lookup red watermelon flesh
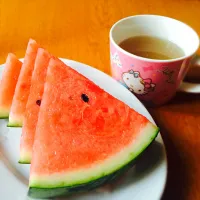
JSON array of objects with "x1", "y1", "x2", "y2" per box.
[
  {"x1": 0, "y1": 53, "x2": 22, "y2": 118},
  {"x1": 29, "y1": 57, "x2": 159, "y2": 197},
  {"x1": 8, "y1": 39, "x2": 39, "y2": 127},
  {"x1": 19, "y1": 48, "x2": 51, "y2": 163}
]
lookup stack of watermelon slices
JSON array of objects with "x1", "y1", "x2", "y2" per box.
[{"x1": 0, "y1": 39, "x2": 159, "y2": 199}]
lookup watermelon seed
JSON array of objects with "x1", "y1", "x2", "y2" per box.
[
  {"x1": 36, "y1": 99, "x2": 41, "y2": 106},
  {"x1": 81, "y1": 94, "x2": 89, "y2": 103}
]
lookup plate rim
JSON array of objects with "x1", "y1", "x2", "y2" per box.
[{"x1": 0, "y1": 58, "x2": 168, "y2": 200}]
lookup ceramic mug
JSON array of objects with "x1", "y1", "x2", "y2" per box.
[{"x1": 109, "y1": 15, "x2": 200, "y2": 106}]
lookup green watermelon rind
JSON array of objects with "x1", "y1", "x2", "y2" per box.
[
  {"x1": 28, "y1": 124, "x2": 159, "y2": 199},
  {"x1": 18, "y1": 151, "x2": 31, "y2": 164},
  {"x1": 7, "y1": 120, "x2": 22, "y2": 127},
  {"x1": 0, "y1": 109, "x2": 9, "y2": 119},
  {"x1": 19, "y1": 159, "x2": 31, "y2": 164},
  {"x1": 19, "y1": 161, "x2": 30, "y2": 164},
  {"x1": 0, "y1": 116, "x2": 9, "y2": 119},
  {"x1": 7, "y1": 123, "x2": 22, "y2": 127},
  {"x1": 0, "y1": 115, "x2": 9, "y2": 119}
]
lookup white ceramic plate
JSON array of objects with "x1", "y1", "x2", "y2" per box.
[{"x1": 0, "y1": 58, "x2": 167, "y2": 200}]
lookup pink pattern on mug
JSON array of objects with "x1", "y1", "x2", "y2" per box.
[{"x1": 109, "y1": 15, "x2": 199, "y2": 106}]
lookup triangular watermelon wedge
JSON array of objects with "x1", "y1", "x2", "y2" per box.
[
  {"x1": 19, "y1": 48, "x2": 51, "y2": 164},
  {"x1": 8, "y1": 39, "x2": 39, "y2": 127},
  {"x1": 28, "y1": 58, "x2": 159, "y2": 199},
  {"x1": 0, "y1": 53, "x2": 22, "y2": 118}
]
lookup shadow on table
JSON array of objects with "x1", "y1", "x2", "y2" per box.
[
  {"x1": 146, "y1": 120, "x2": 188, "y2": 200},
  {"x1": 159, "y1": 131, "x2": 187, "y2": 200},
  {"x1": 171, "y1": 91, "x2": 200, "y2": 105},
  {"x1": 140, "y1": 87, "x2": 200, "y2": 200},
  {"x1": 151, "y1": 92, "x2": 200, "y2": 115}
]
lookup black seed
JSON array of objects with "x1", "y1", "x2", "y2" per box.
[
  {"x1": 81, "y1": 94, "x2": 89, "y2": 103},
  {"x1": 36, "y1": 100, "x2": 41, "y2": 106}
]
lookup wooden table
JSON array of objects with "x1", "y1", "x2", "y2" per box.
[{"x1": 0, "y1": 0, "x2": 200, "y2": 199}]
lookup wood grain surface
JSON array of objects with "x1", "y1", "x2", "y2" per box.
[{"x1": 0, "y1": 0, "x2": 200, "y2": 199}]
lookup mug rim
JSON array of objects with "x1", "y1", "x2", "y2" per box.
[{"x1": 109, "y1": 14, "x2": 200, "y2": 63}]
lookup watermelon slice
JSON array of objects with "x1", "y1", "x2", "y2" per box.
[
  {"x1": 28, "y1": 58, "x2": 159, "y2": 199},
  {"x1": 8, "y1": 39, "x2": 39, "y2": 127},
  {"x1": 0, "y1": 53, "x2": 22, "y2": 118},
  {"x1": 19, "y1": 48, "x2": 51, "y2": 164}
]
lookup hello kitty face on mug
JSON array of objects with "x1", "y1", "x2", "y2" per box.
[{"x1": 122, "y1": 70, "x2": 156, "y2": 95}]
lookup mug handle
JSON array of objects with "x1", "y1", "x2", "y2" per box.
[{"x1": 178, "y1": 55, "x2": 200, "y2": 93}]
